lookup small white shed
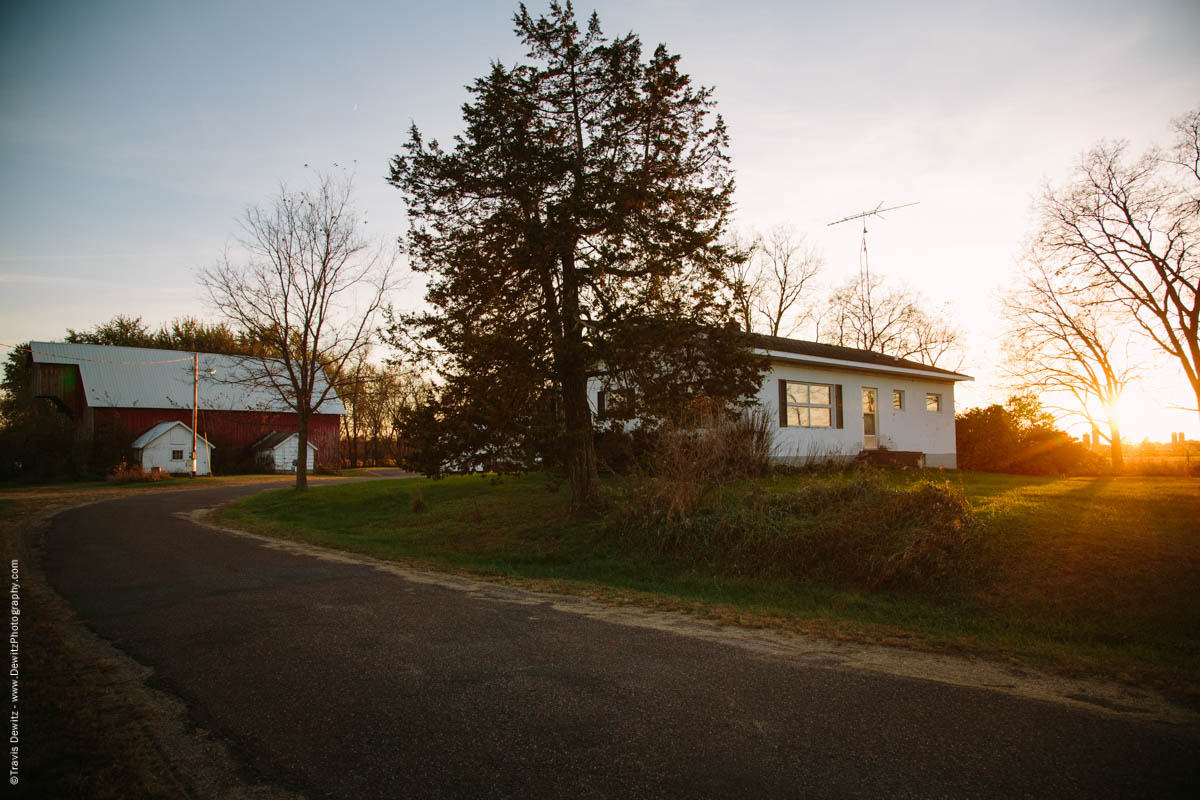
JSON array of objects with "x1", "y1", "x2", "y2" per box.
[
  {"x1": 253, "y1": 432, "x2": 318, "y2": 473},
  {"x1": 131, "y1": 421, "x2": 214, "y2": 475}
]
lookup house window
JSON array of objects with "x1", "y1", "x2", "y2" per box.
[
  {"x1": 892, "y1": 389, "x2": 905, "y2": 410},
  {"x1": 171, "y1": 449, "x2": 185, "y2": 461},
  {"x1": 783, "y1": 381, "x2": 833, "y2": 427},
  {"x1": 926, "y1": 393, "x2": 942, "y2": 412},
  {"x1": 597, "y1": 388, "x2": 633, "y2": 416}
]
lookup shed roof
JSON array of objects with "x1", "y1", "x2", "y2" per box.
[
  {"x1": 131, "y1": 421, "x2": 215, "y2": 449},
  {"x1": 252, "y1": 431, "x2": 319, "y2": 452},
  {"x1": 30, "y1": 342, "x2": 346, "y2": 414}
]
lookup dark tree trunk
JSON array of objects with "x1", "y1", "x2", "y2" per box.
[
  {"x1": 1108, "y1": 417, "x2": 1124, "y2": 473},
  {"x1": 296, "y1": 409, "x2": 310, "y2": 491},
  {"x1": 561, "y1": 365, "x2": 598, "y2": 515},
  {"x1": 558, "y1": 249, "x2": 599, "y2": 515}
]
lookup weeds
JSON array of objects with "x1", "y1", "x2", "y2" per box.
[
  {"x1": 614, "y1": 470, "x2": 979, "y2": 591},
  {"x1": 630, "y1": 406, "x2": 775, "y2": 521},
  {"x1": 106, "y1": 462, "x2": 171, "y2": 483}
]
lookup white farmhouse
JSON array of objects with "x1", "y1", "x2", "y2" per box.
[
  {"x1": 252, "y1": 432, "x2": 318, "y2": 473},
  {"x1": 591, "y1": 334, "x2": 972, "y2": 468},
  {"x1": 131, "y1": 421, "x2": 214, "y2": 475}
]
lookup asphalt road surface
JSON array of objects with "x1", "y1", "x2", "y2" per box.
[{"x1": 44, "y1": 484, "x2": 1199, "y2": 799}]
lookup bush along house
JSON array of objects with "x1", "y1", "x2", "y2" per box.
[
  {"x1": 28, "y1": 341, "x2": 344, "y2": 473},
  {"x1": 591, "y1": 334, "x2": 972, "y2": 468}
]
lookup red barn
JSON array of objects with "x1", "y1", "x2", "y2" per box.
[{"x1": 29, "y1": 342, "x2": 344, "y2": 471}]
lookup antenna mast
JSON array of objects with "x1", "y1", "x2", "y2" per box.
[
  {"x1": 826, "y1": 201, "x2": 919, "y2": 345},
  {"x1": 827, "y1": 200, "x2": 919, "y2": 288}
]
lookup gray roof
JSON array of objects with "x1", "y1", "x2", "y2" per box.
[
  {"x1": 252, "y1": 431, "x2": 319, "y2": 452},
  {"x1": 748, "y1": 333, "x2": 972, "y2": 381},
  {"x1": 131, "y1": 421, "x2": 215, "y2": 449},
  {"x1": 30, "y1": 342, "x2": 346, "y2": 414}
]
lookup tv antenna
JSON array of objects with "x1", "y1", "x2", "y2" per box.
[
  {"x1": 827, "y1": 200, "x2": 919, "y2": 286},
  {"x1": 827, "y1": 200, "x2": 919, "y2": 344}
]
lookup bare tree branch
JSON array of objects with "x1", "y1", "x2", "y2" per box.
[
  {"x1": 199, "y1": 171, "x2": 401, "y2": 489},
  {"x1": 1033, "y1": 107, "x2": 1200, "y2": 421},
  {"x1": 719, "y1": 225, "x2": 822, "y2": 336},
  {"x1": 1002, "y1": 257, "x2": 1139, "y2": 468},
  {"x1": 817, "y1": 274, "x2": 964, "y2": 368}
]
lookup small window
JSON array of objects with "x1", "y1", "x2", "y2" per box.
[
  {"x1": 925, "y1": 393, "x2": 942, "y2": 412},
  {"x1": 171, "y1": 449, "x2": 185, "y2": 461},
  {"x1": 892, "y1": 390, "x2": 905, "y2": 410},
  {"x1": 597, "y1": 388, "x2": 633, "y2": 416},
  {"x1": 783, "y1": 381, "x2": 833, "y2": 427}
]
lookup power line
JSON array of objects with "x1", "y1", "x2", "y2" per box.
[{"x1": 0, "y1": 342, "x2": 194, "y2": 365}]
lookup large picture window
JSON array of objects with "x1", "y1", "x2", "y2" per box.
[{"x1": 783, "y1": 381, "x2": 833, "y2": 427}]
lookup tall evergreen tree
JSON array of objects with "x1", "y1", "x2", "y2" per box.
[{"x1": 388, "y1": 3, "x2": 759, "y2": 512}]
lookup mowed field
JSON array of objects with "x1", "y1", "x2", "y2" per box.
[{"x1": 215, "y1": 471, "x2": 1200, "y2": 692}]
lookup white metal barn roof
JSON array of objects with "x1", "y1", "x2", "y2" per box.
[
  {"x1": 29, "y1": 342, "x2": 346, "y2": 414},
  {"x1": 131, "y1": 421, "x2": 215, "y2": 449}
]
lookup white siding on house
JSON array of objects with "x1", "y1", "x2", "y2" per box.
[
  {"x1": 758, "y1": 361, "x2": 958, "y2": 467},
  {"x1": 588, "y1": 357, "x2": 963, "y2": 468}
]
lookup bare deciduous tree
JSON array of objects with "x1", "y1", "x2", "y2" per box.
[
  {"x1": 817, "y1": 274, "x2": 963, "y2": 368},
  {"x1": 1002, "y1": 259, "x2": 1138, "y2": 469},
  {"x1": 720, "y1": 231, "x2": 761, "y2": 335},
  {"x1": 201, "y1": 172, "x2": 398, "y2": 489},
  {"x1": 1034, "y1": 107, "x2": 1200, "y2": 420},
  {"x1": 720, "y1": 225, "x2": 822, "y2": 336}
]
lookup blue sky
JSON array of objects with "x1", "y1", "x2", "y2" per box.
[{"x1": 2, "y1": 1, "x2": 1198, "y2": 436}]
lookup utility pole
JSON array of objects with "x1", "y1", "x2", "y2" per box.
[{"x1": 192, "y1": 352, "x2": 199, "y2": 478}]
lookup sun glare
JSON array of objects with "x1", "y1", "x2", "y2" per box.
[{"x1": 1113, "y1": 388, "x2": 1170, "y2": 443}]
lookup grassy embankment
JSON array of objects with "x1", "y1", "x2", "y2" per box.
[{"x1": 215, "y1": 471, "x2": 1200, "y2": 691}]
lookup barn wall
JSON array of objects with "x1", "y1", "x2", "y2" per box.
[
  {"x1": 32, "y1": 363, "x2": 86, "y2": 416},
  {"x1": 94, "y1": 408, "x2": 340, "y2": 471}
]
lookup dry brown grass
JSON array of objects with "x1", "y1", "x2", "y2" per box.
[
  {"x1": 106, "y1": 462, "x2": 173, "y2": 483},
  {"x1": 624, "y1": 407, "x2": 775, "y2": 521}
]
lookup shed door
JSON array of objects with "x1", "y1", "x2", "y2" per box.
[{"x1": 862, "y1": 387, "x2": 878, "y2": 450}]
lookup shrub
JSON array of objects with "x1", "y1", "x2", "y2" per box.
[
  {"x1": 956, "y1": 399, "x2": 1105, "y2": 475},
  {"x1": 106, "y1": 462, "x2": 171, "y2": 484},
  {"x1": 627, "y1": 406, "x2": 776, "y2": 520},
  {"x1": 613, "y1": 471, "x2": 979, "y2": 590},
  {"x1": 593, "y1": 426, "x2": 659, "y2": 475}
]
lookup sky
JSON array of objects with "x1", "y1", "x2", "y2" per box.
[{"x1": 2, "y1": 0, "x2": 1198, "y2": 440}]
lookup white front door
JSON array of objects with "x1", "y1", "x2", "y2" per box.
[{"x1": 862, "y1": 387, "x2": 878, "y2": 450}]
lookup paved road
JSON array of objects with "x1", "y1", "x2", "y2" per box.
[{"x1": 45, "y1": 484, "x2": 1198, "y2": 799}]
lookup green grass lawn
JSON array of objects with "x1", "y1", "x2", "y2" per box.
[{"x1": 215, "y1": 471, "x2": 1200, "y2": 690}]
